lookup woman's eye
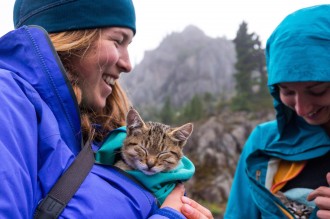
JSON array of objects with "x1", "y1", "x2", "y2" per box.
[
  {"x1": 115, "y1": 39, "x2": 123, "y2": 45},
  {"x1": 109, "y1": 37, "x2": 123, "y2": 45},
  {"x1": 280, "y1": 90, "x2": 294, "y2": 96},
  {"x1": 112, "y1": 40, "x2": 121, "y2": 46},
  {"x1": 308, "y1": 84, "x2": 330, "y2": 96},
  {"x1": 309, "y1": 89, "x2": 327, "y2": 96}
]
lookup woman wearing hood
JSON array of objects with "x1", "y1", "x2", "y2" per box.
[{"x1": 225, "y1": 4, "x2": 330, "y2": 219}]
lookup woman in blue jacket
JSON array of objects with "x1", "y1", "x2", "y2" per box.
[
  {"x1": 225, "y1": 4, "x2": 330, "y2": 219},
  {"x1": 0, "y1": 0, "x2": 213, "y2": 218}
]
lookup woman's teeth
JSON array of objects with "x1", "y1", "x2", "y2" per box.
[
  {"x1": 102, "y1": 75, "x2": 115, "y2": 86},
  {"x1": 307, "y1": 109, "x2": 319, "y2": 117},
  {"x1": 308, "y1": 111, "x2": 316, "y2": 117}
]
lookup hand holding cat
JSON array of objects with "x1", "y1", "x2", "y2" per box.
[
  {"x1": 180, "y1": 196, "x2": 213, "y2": 219},
  {"x1": 161, "y1": 184, "x2": 214, "y2": 219},
  {"x1": 307, "y1": 172, "x2": 330, "y2": 219}
]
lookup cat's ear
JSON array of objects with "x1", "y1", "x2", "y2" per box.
[
  {"x1": 169, "y1": 123, "x2": 193, "y2": 145},
  {"x1": 126, "y1": 107, "x2": 145, "y2": 135}
]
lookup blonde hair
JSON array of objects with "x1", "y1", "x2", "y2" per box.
[{"x1": 49, "y1": 29, "x2": 130, "y2": 142}]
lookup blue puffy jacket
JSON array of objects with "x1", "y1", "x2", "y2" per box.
[
  {"x1": 0, "y1": 25, "x2": 185, "y2": 219},
  {"x1": 225, "y1": 5, "x2": 330, "y2": 219}
]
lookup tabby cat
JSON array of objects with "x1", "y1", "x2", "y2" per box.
[
  {"x1": 115, "y1": 108, "x2": 193, "y2": 175},
  {"x1": 275, "y1": 191, "x2": 313, "y2": 219}
]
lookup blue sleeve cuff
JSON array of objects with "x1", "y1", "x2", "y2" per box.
[{"x1": 152, "y1": 207, "x2": 186, "y2": 219}]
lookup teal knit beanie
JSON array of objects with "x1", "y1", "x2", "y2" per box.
[{"x1": 13, "y1": 0, "x2": 136, "y2": 34}]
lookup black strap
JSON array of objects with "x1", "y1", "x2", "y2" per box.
[{"x1": 34, "y1": 132, "x2": 95, "y2": 219}]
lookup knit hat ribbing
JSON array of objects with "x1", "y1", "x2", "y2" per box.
[{"x1": 13, "y1": 0, "x2": 136, "y2": 34}]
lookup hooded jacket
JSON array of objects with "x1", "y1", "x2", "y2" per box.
[
  {"x1": 0, "y1": 26, "x2": 185, "y2": 219},
  {"x1": 224, "y1": 5, "x2": 330, "y2": 219}
]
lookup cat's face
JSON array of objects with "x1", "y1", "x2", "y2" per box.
[
  {"x1": 286, "y1": 202, "x2": 313, "y2": 219},
  {"x1": 122, "y1": 122, "x2": 183, "y2": 175},
  {"x1": 122, "y1": 108, "x2": 193, "y2": 175},
  {"x1": 275, "y1": 191, "x2": 313, "y2": 219}
]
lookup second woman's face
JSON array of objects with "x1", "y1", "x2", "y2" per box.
[
  {"x1": 75, "y1": 27, "x2": 134, "y2": 112},
  {"x1": 279, "y1": 82, "x2": 330, "y2": 126}
]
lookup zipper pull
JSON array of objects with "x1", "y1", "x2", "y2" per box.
[{"x1": 256, "y1": 170, "x2": 261, "y2": 181}]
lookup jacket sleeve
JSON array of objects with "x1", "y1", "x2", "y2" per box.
[
  {"x1": 0, "y1": 73, "x2": 39, "y2": 218},
  {"x1": 224, "y1": 127, "x2": 261, "y2": 219},
  {"x1": 149, "y1": 207, "x2": 186, "y2": 219}
]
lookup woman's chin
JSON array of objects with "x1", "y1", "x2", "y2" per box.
[{"x1": 82, "y1": 98, "x2": 107, "y2": 112}]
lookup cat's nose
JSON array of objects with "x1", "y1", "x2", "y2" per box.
[{"x1": 147, "y1": 160, "x2": 155, "y2": 169}]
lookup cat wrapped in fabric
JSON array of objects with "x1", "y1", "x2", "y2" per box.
[
  {"x1": 275, "y1": 191, "x2": 314, "y2": 219},
  {"x1": 115, "y1": 107, "x2": 193, "y2": 175}
]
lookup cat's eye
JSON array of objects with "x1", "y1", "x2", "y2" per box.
[
  {"x1": 158, "y1": 151, "x2": 168, "y2": 156},
  {"x1": 138, "y1": 146, "x2": 147, "y2": 154},
  {"x1": 156, "y1": 151, "x2": 180, "y2": 160},
  {"x1": 169, "y1": 151, "x2": 180, "y2": 159},
  {"x1": 164, "y1": 160, "x2": 175, "y2": 165}
]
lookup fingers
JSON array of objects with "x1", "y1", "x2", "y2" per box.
[
  {"x1": 317, "y1": 210, "x2": 330, "y2": 219},
  {"x1": 161, "y1": 184, "x2": 214, "y2": 219},
  {"x1": 173, "y1": 183, "x2": 185, "y2": 196},
  {"x1": 307, "y1": 186, "x2": 330, "y2": 201},
  {"x1": 314, "y1": 196, "x2": 330, "y2": 210},
  {"x1": 181, "y1": 196, "x2": 213, "y2": 219},
  {"x1": 163, "y1": 183, "x2": 185, "y2": 202},
  {"x1": 306, "y1": 172, "x2": 330, "y2": 219},
  {"x1": 306, "y1": 177, "x2": 330, "y2": 218},
  {"x1": 161, "y1": 183, "x2": 185, "y2": 212},
  {"x1": 327, "y1": 172, "x2": 330, "y2": 185},
  {"x1": 307, "y1": 172, "x2": 330, "y2": 201}
]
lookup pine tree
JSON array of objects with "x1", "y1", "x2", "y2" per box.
[
  {"x1": 231, "y1": 21, "x2": 272, "y2": 111},
  {"x1": 159, "y1": 96, "x2": 174, "y2": 123},
  {"x1": 188, "y1": 95, "x2": 203, "y2": 121}
]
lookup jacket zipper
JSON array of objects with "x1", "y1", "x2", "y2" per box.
[{"x1": 256, "y1": 170, "x2": 261, "y2": 182}]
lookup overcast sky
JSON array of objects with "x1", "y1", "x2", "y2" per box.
[{"x1": 1, "y1": 0, "x2": 329, "y2": 65}]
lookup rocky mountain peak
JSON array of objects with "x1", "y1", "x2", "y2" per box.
[{"x1": 121, "y1": 25, "x2": 237, "y2": 109}]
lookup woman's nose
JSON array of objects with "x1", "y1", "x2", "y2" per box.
[
  {"x1": 295, "y1": 95, "x2": 313, "y2": 116},
  {"x1": 118, "y1": 50, "x2": 132, "y2": 73}
]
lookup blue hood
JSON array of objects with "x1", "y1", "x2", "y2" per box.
[
  {"x1": 265, "y1": 5, "x2": 330, "y2": 135},
  {"x1": 0, "y1": 25, "x2": 82, "y2": 155}
]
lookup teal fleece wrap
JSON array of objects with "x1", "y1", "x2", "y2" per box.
[{"x1": 94, "y1": 126, "x2": 195, "y2": 205}]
